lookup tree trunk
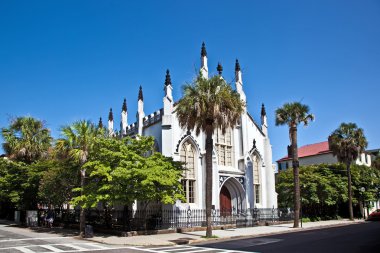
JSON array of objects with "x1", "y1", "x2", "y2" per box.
[
  {"x1": 79, "y1": 168, "x2": 86, "y2": 238},
  {"x1": 346, "y1": 162, "x2": 354, "y2": 221},
  {"x1": 205, "y1": 130, "x2": 213, "y2": 237},
  {"x1": 290, "y1": 125, "x2": 300, "y2": 228}
]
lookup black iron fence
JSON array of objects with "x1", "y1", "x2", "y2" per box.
[{"x1": 45, "y1": 207, "x2": 293, "y2": 231}]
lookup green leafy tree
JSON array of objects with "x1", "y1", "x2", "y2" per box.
[
  {"x1": 38, "y1": 160, "x2": 80, "y2": 209},
  {"x1": 275, "y1": 102, "x2": 314, "y2": 228},
  {"x1": 55, "y1": 120, "x2": 102, "y2": 237},
  {"x1": 1, "y1": 117, "x2": 52, "y2": 164},
  {"x1": 350, "y1": 164, "x2": 380, "y2": 216},
  {"x1": 329, "y1": 122, "x2": 367, "y2": 220},
  {"x1": 175, "y1": 74, "x2": 244, "y2": 237},
  {"x1": 0, "y1": 159, "x2": 49, "y2": 213},
  {"x1": 0, "y1": 159, "x2": 28, "y2": 211},
  {"x1": 72, "y1": 136, "x2": 185, "y2": 229},
  {"x1": 372, "y1": 152, "x2": 380, "y2": 170},
  {"x1": 277, "y1": 163, "x2": 380, "y2": 220}
]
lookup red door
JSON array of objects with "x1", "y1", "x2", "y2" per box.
[{"x1": 220, "y1": 185, "x2": 232, "y2": 216}]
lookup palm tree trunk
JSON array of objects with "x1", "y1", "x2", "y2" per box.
[
  {"x1": 290, "y1": 126, "x2": 300, "y2": 228},
  {"x1": 80, "y1": 169, "x2": 86, "y2": 237},
  {"x1": 346, "y1": 162, "x2": 354, "y2": 221},
  {"x1": 205, "y1": 130, "x2": 213, "y2": 237}
]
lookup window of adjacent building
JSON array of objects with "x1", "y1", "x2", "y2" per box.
[
  {"x1": 180, "y1": 140, "x2": 196, "y2": 203},
  {"x1": 253, "y1": 156, "x2": 261, "y2": 204},
  {"x1": 216, "y1": 128, "x2": 233, "y2": 166}
]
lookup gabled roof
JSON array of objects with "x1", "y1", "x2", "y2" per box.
[{"x1": 277, "y1": 141, "x2": 331, "y2": 162}]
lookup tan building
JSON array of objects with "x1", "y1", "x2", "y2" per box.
[{"x1": 276, "y1": 141, "x2": 372, "y2": 172}]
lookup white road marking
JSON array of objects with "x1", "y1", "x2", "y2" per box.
[
  {"x1": 0, "y1": 236, "x2": 72, "y2": 242},
  {"x1": 61, "y1": 243, "x2": 88, "y2": 251},
  {"x1": 39, "y1": 244, "x2": 65, "y2": 252},
  {"x1": 141, "y1": 245, "x2": 260, "y2": 253},
  {"x1": 14, "y1": 246, "x2": 35, "y2": 253},
  {"x1": 0, "y1": 243, "x2": 112, "y2": 252}
]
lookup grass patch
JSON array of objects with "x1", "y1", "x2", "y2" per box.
[{"x1": 201, "y1": 235, "x2": 219, "y2": 239}]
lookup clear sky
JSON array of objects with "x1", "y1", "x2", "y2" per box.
[{"x1": 1, "y1": 0, "x2": 379, "y2": 162}]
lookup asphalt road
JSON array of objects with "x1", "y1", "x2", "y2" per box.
[
  {"x1": 194, "y1": 221, "x2": 380, "y2": 253},
  {"x1": 1, "y1": 222, "x2": 379, "y2": 253}
]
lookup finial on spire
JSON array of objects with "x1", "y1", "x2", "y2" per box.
[
  {"x1": 261, "y1": 103, "x2": 266, "y2": 117},
  {"x1": 138, "y1": 85, "x2": 143, "y2": 101},
  {"x1": 217, "y1": 62, "x2": 223, "y2": 75},
  {"x1": 122, "y1": 98, "x2": 127, "y2": 112},
  {"x1": 108, "y1": 108, "x2": 113, "y2": 121},
  {"x1": 98, "y1": 117, "x2": 103, "y2": 129},
  {"x1": 201, "y1": 42, "x2": 207, "y2": 57},
  {"x1": 235, "y1": 59, "x2": 241, "y2": 72},
  {"x1": 164, "y1": 69, "x2": 172, "y2": 86}
]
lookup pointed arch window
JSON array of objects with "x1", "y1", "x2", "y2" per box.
[
  {"x1": 253, "y1": 156, "x2": 261, "y2": 204},
  {"x1": 180, "y1": 140, "x2": 196, "y2": 203},
  {"x1": 216, "y1": 128, "x2": 233, "y2": 166}
]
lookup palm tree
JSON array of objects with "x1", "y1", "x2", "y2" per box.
[
  {"x1": 175, "y1": 74, "x2": 244, "y2": 237},
  {"x1": 328, "y1": 122, "x2": 367, "y2": 220},
  {"x1": 275, "y1": 102, "x2": 314, "y2": 228},
  {"x1": 1, "y1": 116, "x2": 52, "y2": 164},
  {"x1": 55, "y1": 120, "x2": 102, "y2": 237}
]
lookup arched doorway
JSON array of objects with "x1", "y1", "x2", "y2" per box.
[{"x1": 220, "y1": 185, "x2": 232, "y2": 216}]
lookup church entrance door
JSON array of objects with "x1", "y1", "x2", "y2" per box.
[{"x1": 220, "y1": 185, "x2": 232, "y2": 216}]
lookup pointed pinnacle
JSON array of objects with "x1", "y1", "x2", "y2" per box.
[
  {"x1": 122, "y1": 98, "x2": 127, "y2": 112},
  {"x1": 108, "y1": 108, "x2": 113, "y2": 121},
  {"x1": 217, "y1": 62, "x2": 223, "y2": 75},
  {"x1": 98, "y1": 117, "x2": 103, "y2": 129},
  {"x1": 138, "y1": 85, "x2": 143, "y2": 101},
  {"x1": 261, "y1": 103, "x2": 266, "y2": 117},
  {"x1": 235, "y1": 59, "x2": 241, "y2": 72},
  {"x1": 201, "y1": 42, "x2": 207, "y2": 57},
  {"x1": 165, "y1": 69, "x2": 172, "y2": 86}
]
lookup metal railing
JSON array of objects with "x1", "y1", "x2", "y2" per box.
[{"x1": 46, "y1": 207, "x2": 293, "y2": 231}]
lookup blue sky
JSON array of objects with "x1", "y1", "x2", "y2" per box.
[{"x1": 0, "y1": 0, "x2": 379, "y2": 162}]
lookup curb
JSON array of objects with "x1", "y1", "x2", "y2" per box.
[{"x1": 189, "y1": 220, "x2": 365, "y2": 245}]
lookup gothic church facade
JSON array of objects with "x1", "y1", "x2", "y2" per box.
[{"x1": 105, "y1": 43, "x2": 277, "y2": 210}]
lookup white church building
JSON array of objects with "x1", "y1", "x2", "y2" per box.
[{"x1": 104, "y1": 43, "x2": 277, "y2": 211}]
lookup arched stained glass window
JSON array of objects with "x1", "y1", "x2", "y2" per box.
[
  {"x1": 180, "y1": 140, "x2": 196, "y2": 203},
  {"x1": 216, "y1": 128, "x2": 233, "y2": 166}
]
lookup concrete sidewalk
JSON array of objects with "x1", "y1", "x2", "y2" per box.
[{"x1": 85, "y1": 219, "x2": 365, "y2": 246}]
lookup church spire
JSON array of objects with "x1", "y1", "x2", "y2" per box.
[
  {"x1": 137, "y1": 86, "x2": 145, "y2": 136},
  {"x1": 200, "y1": 42, "x2": 208, "y2": 79},
  {"x1": 261, "y1": 103, "x2": 266, "y2": 117},
  {"x1": 235, "y1": 59, "x2": 241, "y2": 72},
  {"x1": 108, "y1": 108, "x2": 114, "y2": 135},
  {"x1": 138, "y1": 85, "x2": 143, "y2": 101},
  {"x1": 108, "y1": 108, "x2": 113, "y2": 121},
  {"x1": 164, "y1": 69, "x2": 172, "y2": 86},
  {"x1": 201, "y1": 42, "x2": 207, "y2": 57},
  {"x1": 261, "y1": 103, "x2": 268, "y2": 135},
  {"x1": 235, "y1": 58, "x2": 246, "y2": 103},
  {"x1": 121, "y1": 99, "x2": 128, "y2": 135},
  {"x1": 217, "y1": 62, "x2": 223, "y2": 75},
  {"x1": 122, "y1": 98, "x2": 127, "y2": 112},
  {"x1": 98, "y1": 117, "x2": 103, "y2": 129}
]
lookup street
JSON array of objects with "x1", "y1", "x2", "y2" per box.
[
  {"x1": 1, "y1": 222, "x2": 379, "y2": 253},
  {"x1": 194, "y1": 221, "x2": 380, "y2": 253}
]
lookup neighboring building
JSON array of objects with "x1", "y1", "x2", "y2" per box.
[
  {"x1": 367, "y1": 148, "x2": 380, "y2": 163},
  {"x1": 103, "y1": 43, "x2": 277, "y2": 210},
  {"x1": 276, "y1": 141, "x2": 372, "y2": 172}
]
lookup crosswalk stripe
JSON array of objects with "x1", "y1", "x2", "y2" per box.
[
  {"x1": 84, "y1": 242, "x2": 109, "y2": 249},
  {"x1": 61, "y1": 243, "x2": 88, "y2": 251},
  {"x1": 142, "y1": 245, "x2": 259, "y2": 253},
  {"x1": 14, "y1": 247, "x2": 35, "y2": 253},
  {"x1": 39, "y1": 244, "x2": 65, "y2": 252},
  {"x1": 128, "y1": 246, "x2": 162, "y2": 252}
]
